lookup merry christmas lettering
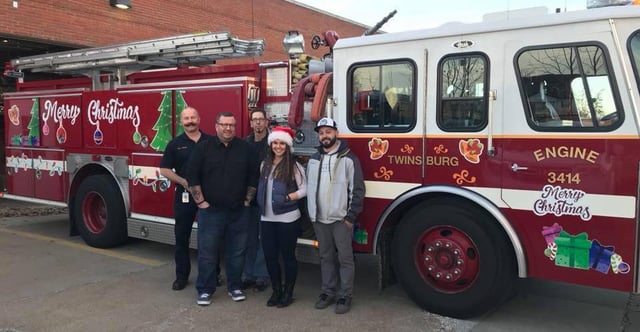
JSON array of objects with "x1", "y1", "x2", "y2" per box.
[
  {"x1": 533, "y1": 146, "x2": 599, "y2": 164},
  {"x1": 87, "y1": 98, "x2": 140, "y2": 128},
  {"x1": 42, "y1": 100, "x2": 81, "y2": 125},
  {"x1": 533, "y1": 184, "x2": 592, "y2": 221}
]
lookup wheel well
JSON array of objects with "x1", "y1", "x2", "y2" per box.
[
  {"x1": 68, "y1": 164, "x2": 117, "y2": 236},
  {"x1": 375, "y1": 190, "x2": 524, "y2": 278}
]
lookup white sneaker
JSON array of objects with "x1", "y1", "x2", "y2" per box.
[
  {"x1": 228, "y1": 289, "x2": 246, "y2": 302},
  {"x1": 197, "y1": 293, "x2": 212, "y2": 306}
]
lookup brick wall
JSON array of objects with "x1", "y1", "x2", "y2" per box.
[{"x1": 0, "y1": 0, "x2": 370, "y2": 61}]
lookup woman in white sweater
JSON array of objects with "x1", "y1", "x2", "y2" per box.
[{"x1": 256, "y1": 126, "x2": 307, "y2": 308}]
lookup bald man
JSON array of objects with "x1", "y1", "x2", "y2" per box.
[{"x1": 160, "y1": 107, "x2": 210, "y2": 291}]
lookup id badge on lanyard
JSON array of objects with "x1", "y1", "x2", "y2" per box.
[{"x1": 182, "y1": 190, "x2": 189, "y2": 203}]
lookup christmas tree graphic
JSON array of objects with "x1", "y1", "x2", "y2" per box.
[
  {"x1": 27, "y1": 98, "x2": 40, "y2": 146},
  {"x1": 150, "y1": 91, "x2": 172, "y2": 151},
  {"x1": 175, "y1": 90, "x2": 188, "y2": 137}
]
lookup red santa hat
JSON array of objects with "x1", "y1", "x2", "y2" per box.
[{"x1": 268, "y1": 126, "x2": 295, "y2": 148}]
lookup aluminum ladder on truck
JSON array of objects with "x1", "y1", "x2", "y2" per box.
[{"x1": 11, "y1": 31, "x2": 265, "y2": 88}]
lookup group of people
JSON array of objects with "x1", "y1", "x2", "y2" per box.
[{"x1": 159, "y1": 106, "x2": 365, "y2": 314}]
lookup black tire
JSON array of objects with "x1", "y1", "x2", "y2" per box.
[
  {"x1": 73, "y1": 174, "x2": 127, "y2": 248},
  {"x1": 392, "y1": 197, "x2": 516, "y2": 318}
]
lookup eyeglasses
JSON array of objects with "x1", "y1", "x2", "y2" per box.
[
  {"x1": 251, "y1": 118, "x2": 266, "y2": 123},
  {"x1": 217, "y1": 122, "x2": 236, "y2": 128}
]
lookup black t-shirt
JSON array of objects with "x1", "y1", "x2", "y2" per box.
[
  {"x1": 159, "y1": 132, "x2": 209, "y2": 191},
  {"x1": 245, "y1": 132, "x2": 269, "y2": 164},
  {"x1": 245, "y1": 132, "x2": 269, "y2": 205},
  {"x1": 186, "y1": 136, "x2": 258, "y2": 210}
]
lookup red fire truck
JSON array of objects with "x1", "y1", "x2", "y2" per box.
[{"x1": 4, "y1": 4, "x2": 640, "y2": 318}]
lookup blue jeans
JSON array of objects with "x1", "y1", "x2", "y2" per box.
[
  {"x1": 243, "y1": 206, "x2": 269, "y2": 282},
  {"x1": 196, "y1": 206, "x2": 249, "y2": 294}
]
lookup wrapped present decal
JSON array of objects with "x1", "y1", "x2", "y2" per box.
[
  {"x1": 589, "y1": 240, "x2": 615, "y2": 274},
  {"x1": 542, "y1": 223, "x2": 563, "y2": 244},
  {"x1": 542, "y1": 224, "x2": 631, "y2": 275},
  {"x1": 554, "y1": 231, "x2": 591, "y2": 269}
]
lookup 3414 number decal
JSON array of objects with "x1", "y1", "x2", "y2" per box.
[{"x1": 547, "y1": 172, "x2": 581, "y2": 184}]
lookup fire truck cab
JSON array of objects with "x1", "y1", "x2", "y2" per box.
[{"x1": 4, "y1": 4, "x2": 640, "y2": 318}]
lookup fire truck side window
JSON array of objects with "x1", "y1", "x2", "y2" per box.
[
  {"x1": 348, "y1": 60, "x2": 416, "y2": 132},
  {"x1": 517, "y1": 44, "x2": 622, "y2": 130},
  {"x1": 437, "y1": 54, "x2": 489, "y2": 131},
  {"x1": 629, "y1": 30, "x2": 640, "y2": 95}
]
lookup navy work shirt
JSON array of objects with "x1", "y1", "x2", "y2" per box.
[{"x1": 159, "y1": 132, "x2": 209, "y2": 192}]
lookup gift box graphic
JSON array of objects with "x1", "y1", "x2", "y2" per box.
[
  {"x1": 588, "y1": 240, "x2": 615, "y2": 274},
  {"x1": 554, "y1": 231, "x2": 591, "y2": 269},
  {"x1": 542, "y1": 223, "x2": 563, "y2": 244}
]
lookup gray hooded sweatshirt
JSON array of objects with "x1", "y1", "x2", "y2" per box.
[{"x1": 306, "y1": 139, "x2": 365, "y2": 224}]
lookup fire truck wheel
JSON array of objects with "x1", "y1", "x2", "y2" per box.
[
  {"x1": 74, "y1": 175, "x2": 128, "y2": 248},
  {"x1": 392, "y1": 198, "x2": 516, "y2": 318}
]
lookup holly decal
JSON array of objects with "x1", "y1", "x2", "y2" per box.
[
  {"x1": 8, "y1": 105, "x2": 20, "y2": 126},
  {"x1": 150, "y1": 91, "x2": 172, "y2": 151},
  {"x1": 459, "y1": 138, "x2": 484, "y2": 164},
  {"x1": 367, "y1": 138, "x2": 389, "y2": 160}
]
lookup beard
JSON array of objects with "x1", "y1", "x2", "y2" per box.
[{"x1": 320, "y1": 136, "x2": 337, "y2": 148}]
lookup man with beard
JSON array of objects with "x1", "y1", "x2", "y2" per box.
[
  {"x1": 306, "y1": 117, "x2": 365, "y2": 314},
  {"x1": 160, "y1": 107, "x2": 209, "y2": 291},
  {"x1": 187, "y1": 112, "x2": 258, "y2": 306}
]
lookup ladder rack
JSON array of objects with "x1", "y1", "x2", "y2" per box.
[{"x1": 11, "y1": 31, "x2": 265, "y2": 75}]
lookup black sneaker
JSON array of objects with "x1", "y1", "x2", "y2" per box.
[
  {"x1": 172, "y1": 279, "x2": 187, "y2": 291},
  {"x1": 241, "y1": 279, "x2": 255, "y2": 290},
  {"x1": 314, "y1": 293, "x2": 335, "y2": 309},
  {"x1": 253, "y1": 280, "x2": 268, "y2": 292},
  {"x1": 334, "y1": 296, "x2": 352, "y2": 314},
  {"x1": 217, "y1": 275, "x2": 224, "y2": 287}
]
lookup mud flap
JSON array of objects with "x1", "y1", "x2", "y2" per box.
[{"x1": 377, "y1": 228, "x2": 397, "y2": 291}]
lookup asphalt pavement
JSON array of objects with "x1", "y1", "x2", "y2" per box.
[{"x1": 0, "y1": 199, "x2": 638, "y2": 331}]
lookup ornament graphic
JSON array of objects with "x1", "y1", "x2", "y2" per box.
[
  {"x1": 94, "y1": 121, "x2": 104, "y2": 145},
  {"x1": 56, "y1": 121, "x2": 67, "y2": 144},
  {"x1": 150, "y1": 91, "x2": 173, "y2": 151},
  {"x1": 133, "y1": 127, "x2": 142, "y2": 144},
  {"x1": 140, "y1": 136, "x2": 149, "y2": 148},
  {"x1": 43, "y1": 121, "x2": 50, "y2": 136}
]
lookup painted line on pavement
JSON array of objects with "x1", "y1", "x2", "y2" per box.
[{"x1": 0, "y1": 227, "x2": 165, "y2": 267}]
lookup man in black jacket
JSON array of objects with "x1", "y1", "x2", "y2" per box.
[{"x1": 187, "y1": 112, "x2": 258, "y2": 306}]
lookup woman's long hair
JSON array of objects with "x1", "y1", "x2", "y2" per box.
[{"x1": 263, "y1": 144, "x2": 298, "y2": 187}]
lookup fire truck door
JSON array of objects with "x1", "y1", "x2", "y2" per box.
[
  {"x1": 499, "y1": 41, "x2": 633, "y2": 220},
  {"x1": 177, "y1": 84, "x2": 245, "y2": 135}
]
